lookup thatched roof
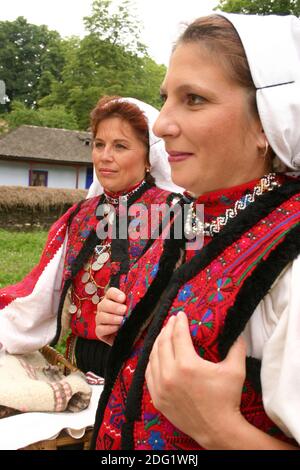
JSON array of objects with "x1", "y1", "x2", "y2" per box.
[
  {"x1": 0, "y1": 125, "x2": 93, "y2": 165},
  {"x1": 0, "y1": 185, "x2": 87, "y2": 212}
]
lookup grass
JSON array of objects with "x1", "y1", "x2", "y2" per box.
[{"x1": 0, "y1": 229, "x2": 48, "y2": 288}]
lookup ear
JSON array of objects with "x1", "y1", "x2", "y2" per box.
[{"x1": 254, "y1": 118, "x2": 267, "y2": 152}]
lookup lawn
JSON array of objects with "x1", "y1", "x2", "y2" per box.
[{"x1": 0, "y1": 229, "x2": 48, "y2": 288}]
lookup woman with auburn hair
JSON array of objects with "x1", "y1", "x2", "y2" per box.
[
  {"x1": 0, "y1": 96, "x2": 182, "y2": 378},
  {"x1": 93, "y1": 14, "x2": 300, "y2": 449}
]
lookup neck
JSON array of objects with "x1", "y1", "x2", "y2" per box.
[
  {"x1": 185, "y1": 172, "x2": 283, "y2": 238},
  {"x1": 104, "y1": 179, "x2": 145, "y2": 198},
  {"x1": 103, "y1": 179, "x2": 147, "y2": 205}
]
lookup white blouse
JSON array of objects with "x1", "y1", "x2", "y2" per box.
[
  {"x1": 0, "y1": 244, "x2": 299, "y2": 444},
  {"x1": 244, "y1": 254, "x2": 300, "y2": 444}
]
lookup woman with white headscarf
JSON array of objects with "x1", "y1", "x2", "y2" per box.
[
  {"x1": 0, "y1": 96, "x2": 183, "y2": 377},
  {"x1": 93, "y1": 14, "x2": 300, "y2": 449}
]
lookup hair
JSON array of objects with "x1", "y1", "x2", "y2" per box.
[
  {"x1": 90, "y1": 95, "x2": 155, "y2": 185},
  {"x1": 176, "y1": 15, "x2": 257, "y2": 112}
]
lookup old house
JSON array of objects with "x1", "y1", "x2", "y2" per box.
[{"x1": 0, "y1": 125, "x2": 93, "y2": 189}]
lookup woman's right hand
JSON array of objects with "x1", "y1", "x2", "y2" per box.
[{"x1": 95, "y1": 287, "x2": 127, "y2": 346}]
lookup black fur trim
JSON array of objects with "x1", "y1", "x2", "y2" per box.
[
  {"x1": 121, "y1": 180, "x2": 300, "y2": 448},
  {"x1": 91, "y1": 207, "x2": 185, "y2": 449},
  {"x1": 92, "y1": 179, "x2": 300, "y2": 448},
  {"x1": 140, "y1": 193, "x2": 189, "y2": 257},
  {"x1": 54, "y1": 182, "x2": 153, "y2": 346},
  {"x1": 246, "y1": 357, "x2": 262, "y2": 394},
  {"x1": 50, "y1": 278, "x2": 72, "y2": 346},
  {"x1": 218, "y1": 222, "x2": 300, "y2": 359},
  {"x1": 109, "y1": 181, "x2": 154, "y2": 289}
]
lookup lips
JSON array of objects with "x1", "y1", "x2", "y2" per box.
[
  {"x1": 98, "y1": 168, "x2": 118, "y2": 175},
  {"x1": 167, "y1": 151, "x2": 194, "y2": 163}
]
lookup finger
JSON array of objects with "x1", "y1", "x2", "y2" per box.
[
  {"x1": 98, "y1": 333, "x2": 116, "y2": 347},
  {"x1": 148, "y1": 336, "x2": 160, "y2": 380},
  {"x1": 156, "y1": 316, "x2": 176, "y2": 368},
  {"x1": 96, "y1": 311, "x2": 125, "y2": 326},
  {"x1": 172, "y1": 311, "x2": 195, "y2": 360},
  {"x1": 223, "y1": 336, "x2": 247, "y2": 376},
  {"x1": 95, "y1": 323, "x2": 120, "y2": 339},
  {"x1": 96, "y1": 299, "x2": 127, "y2": 317},
  {"x1": 106, "y1": 287, "x2": 126, "y2": 303},
  {"x1": 145, "y1": 362, "x2": 155, "y2": 400}
]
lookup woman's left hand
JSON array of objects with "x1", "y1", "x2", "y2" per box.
[{"x1": 145, "y1": 311, "x2": 247, "y2": 449}]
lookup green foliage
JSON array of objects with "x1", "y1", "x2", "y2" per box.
[
  {"x1": 40, "y1": 1, "x2": 166, "y2": 129},
  {"x1": 1, "y1": 1, "x2": 166, "y2": 131},
  {"x1": 216, "y1": 0, "x2": 300, "y2": 15},
  {"x1": 0, "y1": 229, "x2": 47, "y2": 288},
  {"x1": 0, "y1": 16, "x2": 66, "y2": 107},
  {"x1": 83, "y1": 0, "x2": 147, "y2": 55},
  {"x1": 6, "y1": 101, "x2": 78, "y2": 130}
]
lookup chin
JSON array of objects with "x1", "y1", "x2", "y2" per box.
[{"x1": 170, "y1": 173, "x2": 190, "y2": 192}]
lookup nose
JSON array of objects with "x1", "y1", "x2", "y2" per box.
[
  {"x1": 100, "y1": 145, "x2": 114, "y2": 162},
  {"x1": 153, "y1": 101, "x2": 180, "y2": 139}
]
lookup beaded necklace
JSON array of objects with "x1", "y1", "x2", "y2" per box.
[{"x1": 184, "y1": 173, "x2": 281, "y2": 238}]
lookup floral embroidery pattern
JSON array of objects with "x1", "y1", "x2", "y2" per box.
[
  {"x1": 191, "y1": 309, "x2": 213, "y2": 337},
  {"x1": 207, "y1": 277, "x2": 233, "y2": 303},
  {"x1": 178, "y1": 284, "x2": 193, "y2": 302},
  {"x1": 148, "y1": 431, "x2": 164, "y2": 450}
]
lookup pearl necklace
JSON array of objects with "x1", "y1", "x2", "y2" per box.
[{"x1": 184, "y1": 173, "x2": 280, "y2": 238}]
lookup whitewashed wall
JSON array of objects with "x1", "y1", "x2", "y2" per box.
[{"x1": 0, "y1": 160, "x2": 89, "y2": 189}]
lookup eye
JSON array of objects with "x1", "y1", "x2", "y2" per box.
[
  {"x1": 159, "y1": 93, "x2": 167, "y2": 104},
  {"x1": 186, "y1": 94, "x2": 206, "y2": 106},
  {"x1": 94, "y1": 141, "x2": 104, "y2": 149},
  {"x1": 115, "y1": 143, "x2": 127, "y2": 150}
]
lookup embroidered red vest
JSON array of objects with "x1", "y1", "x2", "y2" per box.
[
  {"x1": 63, "y1": 186, "x2": 172, "y2": 340},
  {"x1": 94, "y1": 184, "x2": 300, "y2": 450}
]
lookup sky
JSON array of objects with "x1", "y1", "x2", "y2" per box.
[{"x1": 0, "y1": 0, "x2": 219, "y2": 65}]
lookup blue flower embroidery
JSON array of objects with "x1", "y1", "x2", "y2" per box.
[
  {"x1": 178, "y1": 284, "x2": 193, "y2": 302},
  {"x1": 148, "y1": 431, "x2": 165, "y2": 450},
  {"x1": 150, "y1": 263, "x2": 159, "y2": 278}
]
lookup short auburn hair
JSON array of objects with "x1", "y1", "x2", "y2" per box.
[
  {"x1": 90, "y1": 95, "x2": 149, "y2": 148},
  {"x1": 90, "y1": 95, "x2": 156, "y2": 183}
]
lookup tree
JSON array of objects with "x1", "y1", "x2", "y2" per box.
[
  {"x1": 215, "y1": 0, "x2": 300, "y2": 15},
  {"x1": 0, "y1": 17, "x2": 66, "y2": 107},
  {"x1": 83, "y1": 0, "x2": 147, "y2": 55},
  {"x1": 40, "y1": 1, "x2": 166, "y2": 129},
  {"x1": 6, "y1": 101, "x2": 78, "y2": 130}
]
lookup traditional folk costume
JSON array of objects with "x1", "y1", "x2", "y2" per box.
[
  {"x1": 0, "y1": 98, "x2": 183, "y2": 379},
  {"x1": 91, "y1": 14, "x2": 300, "y2": 449}
]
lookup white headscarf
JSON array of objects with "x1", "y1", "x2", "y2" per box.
[
  {"x1": 218, "y1": 12, "x2": 300, "y2": 171},
  {"x1": 87, "y1": 97, "x2": 183, "y2": 197}
]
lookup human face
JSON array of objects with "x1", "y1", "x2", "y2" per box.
[
  {"x1": 153, "y1": 43, "x2": 269, "y2": 196},
  {"x1": 92, "y1": 117, "x2": 148, "y2": 193}
]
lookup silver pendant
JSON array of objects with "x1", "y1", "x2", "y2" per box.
[
  {"x1": 68, "y1": 304, "x2": 77, "y2": 314},
  {"x1": 98, "y1": 252, "x2": 110, "y2": 264},
  {"x1": 91, "y1": 261, "x2": 103, "y2": 271},
  {"x1": 85, "y1": 282, "x2": 97, "y2": 295},
  {"x1": 81, "y1": 272, "x2": 90, "y2": 284},
  {"x1": 92, "y1": 294, "x2": 100, "y2": 305}
]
